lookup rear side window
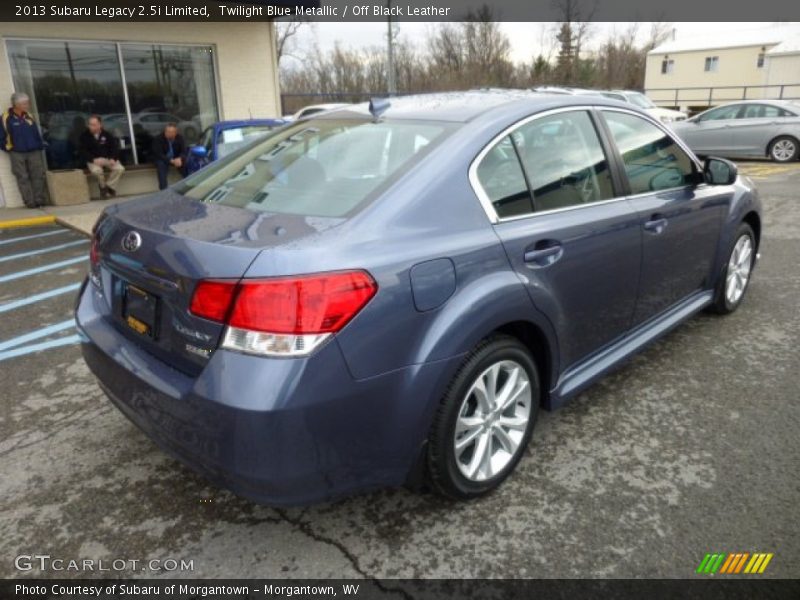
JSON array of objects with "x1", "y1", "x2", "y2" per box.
[
  {"x1": 515, "y1": 111, "x2": 615, "y2": 212},
  {"x1": 603, "y1": 111, "x2": 696, "y2": 195},
  {"x1": 475, "y1": 135, "x2": 532, "y2": 219},
  {"x1": 475, "y1": 110, "x2": 615, "y2": 218},
  {"x1": 176, "y1": 119, "x2": 452, "y2": 217},
  {"x1": 741, "y1": 104, "x2": 791, "y2": 119}
]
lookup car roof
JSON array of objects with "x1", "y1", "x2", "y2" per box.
[
  {"x1": 315, "y1": 90, "x2": 632, "y2": 123},
  {"x1": 215, "y1": 119, "x2": 286, "y2": 128}
]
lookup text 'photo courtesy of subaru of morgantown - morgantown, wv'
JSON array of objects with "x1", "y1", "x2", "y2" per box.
[{"x1": 75, "y1": 91, "x2": 762, "y2": 505}]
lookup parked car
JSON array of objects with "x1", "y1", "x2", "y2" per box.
[
  {"x1": 671, "y1": 100, "x2": 800, "y2": 162},
  {"x1": 76, "y1": 91, "x2": 761, "y2": 505},
  {"x1": 290, "y1": 103, "x2": 349, "y2": 121},
  {"x1": 195, "y1": 119, "x2": 288, "y2": 162},
  {"x1": 596, "y1": 90, "x2": 688, "y2": 124}
]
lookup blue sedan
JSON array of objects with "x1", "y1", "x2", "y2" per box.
[{"x1": 76, "y1": 91, "x2": 762, "y2": 505}]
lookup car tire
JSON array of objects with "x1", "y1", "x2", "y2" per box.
[
  {"x1": 426, "y1": 335, "x2": 540, "y2": 500},
  {"x1": 710, "y1": 222, "x2": 756, "y2": 315},
  {"x1": 768, "y1": 136, "x2": 799, "y2": 163}
]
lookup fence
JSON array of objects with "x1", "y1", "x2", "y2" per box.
[{"x1": 645, "y1": 84, "x2": 800, "y2": 110}]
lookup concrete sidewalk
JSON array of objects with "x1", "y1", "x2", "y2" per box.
[{"x1": 0, "y1": 196, "x2": 131, "y2": 235}]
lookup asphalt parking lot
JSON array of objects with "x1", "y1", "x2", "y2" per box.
[{"x1": 1, "y1": 161, "x2": 798, "y2": 580}]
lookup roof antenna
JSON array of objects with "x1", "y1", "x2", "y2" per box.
[{"x1": 369, "y1": 97, "x2": 391, "y2": 120}]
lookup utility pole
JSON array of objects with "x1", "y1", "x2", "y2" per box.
[{"x1": 386, "y1": 0, "x2": 396, "y2": 95}]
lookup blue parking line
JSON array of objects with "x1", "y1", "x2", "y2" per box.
[
  {"x1": 0, "y1": 229, "x2": 68, "y2": 246},
  {"x1": 0, "y1": 239, "x2": 87, "y2": 263},
  {"x1": 0, "y1": 334, "x2": 81, "y2": 362},
  {"x1": 0, "y1": 256, "x2": 85, "y2": 283},
  {"x1": 0, "y1": 283, "x2": 81, "y2": 314},
  {"x1": 0, "y1": 319, "x2": 76, "y2": 351}
]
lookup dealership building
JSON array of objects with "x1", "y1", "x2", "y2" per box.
[{"x1": 0, "y1": 21, "x2": 282, "y2": 208}]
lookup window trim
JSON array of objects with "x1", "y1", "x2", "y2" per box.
[{"x1": 469, "y1": 105, "x2": 704, "y2": 224}]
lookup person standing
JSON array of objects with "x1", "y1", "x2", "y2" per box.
[
  {"x1": 151, "y1": 123, "x2": 186, "y2": 190},
  {"x1": 0, "y1": 92, "x2": 48, "y2": 208},
  {"x1": 79, "y1": 115, "x2": 125, "y2": 198}
]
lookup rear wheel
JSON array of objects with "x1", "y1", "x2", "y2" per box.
[
  {"x1": 768, "y1": 136, "x2": 799, "y2": 162},
  {"x1": 710, "y1": 223, "x2": 756, "y2": 314},
  {"x1": 426, "y1": 335, "x2": 540, "y2": 499}
]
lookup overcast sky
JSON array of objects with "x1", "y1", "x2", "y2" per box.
[{"x1": 283, "y1": 22, "x2": 793, "y2": 67}]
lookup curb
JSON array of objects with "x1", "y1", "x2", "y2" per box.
[
  {"x1": 54, "y1": 217, "x2": 92, "y2": 238},
  {"x1": 0, "y1": 215, "x2": 56, "y2": 229}
]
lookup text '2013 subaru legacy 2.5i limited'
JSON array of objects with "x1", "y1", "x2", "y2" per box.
[{"x1": 76, "y1": 91, "x2": 762, "y2": 505}]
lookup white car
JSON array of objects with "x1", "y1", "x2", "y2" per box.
[
  {"x1": 600, "y1": 90, "x2": 688, "y2": 124},
  {"x1": 289, "y1": 103, "x2": 349, "y2": 121}
]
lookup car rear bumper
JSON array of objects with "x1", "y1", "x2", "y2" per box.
[{"x1": 76, "y1": 280, "x2": 461, "y2": 506}]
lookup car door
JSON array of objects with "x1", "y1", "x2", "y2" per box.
[
  {"x1": 473, "y1": 108, "x2": 642, "y2": 369},
  {"x1": 679, "y1": 104, "x2": 742, "y2": 155},
  {"x1": 729, "y1": 104, "x2": 785, "y2": 156},
  {"x1": 599, "y1": 109, "x2": 729, "y2": 325}
]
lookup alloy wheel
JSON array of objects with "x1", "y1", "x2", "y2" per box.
[
  {"x1": 772, "y1": 139, "x2": 796, "y2": 162},
  {"x1": 453, "y1": 360, "x2": 532, "y2": 482},
  {"x1": 725, "y1": 234, "x2": 753, "y2": 305}
]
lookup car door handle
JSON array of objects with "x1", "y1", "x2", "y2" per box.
[
  {"x1": 643, "y1": 217, "x2": 668, "y2": 234},
  {"x1": 524, "y1": 243, "x2": 563, "y2": 266}
]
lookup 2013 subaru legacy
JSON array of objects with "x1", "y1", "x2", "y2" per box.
[{"x1": 76, "y1": 91, "x2": 762, "y2": 505}]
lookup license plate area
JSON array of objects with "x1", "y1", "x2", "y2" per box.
[{"x1": 123, "y1": 283, "x2": 159, "y2": 339}]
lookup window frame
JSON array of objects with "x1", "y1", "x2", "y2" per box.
[
  {"x1": 661, "y1": 59, "x2": 674, "y2": 75},
  {"x1": 469, "y1": 106, "x2": 629, "y2": 224},
  {"x1": 5, "y1": 36, "x2": 221, "y2": 166},
  {"x1": 704, "y1": 56, "x2": 720, "y2": 72},
  {"x1": 596, "y1": 107, "x2": 705, "y2": 200}
]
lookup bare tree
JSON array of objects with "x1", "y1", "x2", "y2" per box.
[{"x1": 275, "y1": 18, "x2": 310, "y2": 65}]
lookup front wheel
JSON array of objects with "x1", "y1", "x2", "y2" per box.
[
  {"x1": 426, "y1": 335, "x2": 540, "y2": 499},
  {"x1": 710, "y1": 223, "x2": 756, "y2": 314},
  {"x1": 768, "y1": 136, "x2": 799, "y2": 163}
]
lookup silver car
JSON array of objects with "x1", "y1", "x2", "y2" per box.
[{"x1": 672, "y1": 100, "x2": 800, "y2": 162}]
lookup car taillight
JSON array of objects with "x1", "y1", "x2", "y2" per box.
[
  {"x1": 89, "y1": 237, "x2": 101, "y2": 287},
  {"x1": 189, "y1": 271, "x2": 377, "y2": 357}
]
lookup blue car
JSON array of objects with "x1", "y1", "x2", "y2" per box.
[
  {"x1": 76, "y1": 91, "x2": 762, "y2": 505},
  {"x1": 195, "y1": 118, "x2": 288, "y2": 162}
]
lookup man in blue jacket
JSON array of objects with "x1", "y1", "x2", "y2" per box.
[{"x1": 0, "y1": 92, "x2": 48, "y2": 208}]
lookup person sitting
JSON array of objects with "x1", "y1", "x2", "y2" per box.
[
  {"x1": 79, "y1": 115, "x2": 124, "y2": 198},
  {"x1": 151, "y1": 123, "x2": 186, "y2": 190}
]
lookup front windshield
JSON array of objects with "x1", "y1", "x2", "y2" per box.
[
  {"x1": 175, "y1": 118, "x2": 453, "y2": 218},
  {"x1": 627, "y1": 93, "x2": 656, "y2": 109}
]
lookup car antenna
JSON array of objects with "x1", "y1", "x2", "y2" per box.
[{"x1": 369, "y1": 97, "x2": 391, "y2": 120}]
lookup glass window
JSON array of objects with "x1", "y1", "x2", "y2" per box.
[
  {"x1": 7, "y1": 40, "x2": 128, "y2": 169},
  {"x1": 704, "y1": 56, "x2": 719, "y2": 72},
  {"x1": 757, "y1": 53, "x2": 765, "y2": 68},
  {"x1": 661, "y1": 59, "x2": 674, "y2": 75},
  {"x1": 176, "y1": 119, "x2": 452, "y2": 218},
  {"x1": 626, "y1": 93, "x2": 656, "y2": 109},
  {"x1": 514, "y1": 111, "x2": 615, "y2": 212},
  {"x1": 697, "y1": 105, "x2": 742, "y2": 122},
  {"x1": 603, "y1": 111, "x2": 696, "y2": 195},
  {"x1": 741, "y1": 104, "x2": 788, "y2": 119},
  {"x1": 121, "y1": 44, "x2": 218, "y2": 163},
  {"x1": 476, "y1": 135, "x2": 532, "y2": 219}
]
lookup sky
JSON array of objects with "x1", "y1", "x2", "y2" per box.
[{"x1": 282, "y1": 22, "x2": 792, "y2": 67}]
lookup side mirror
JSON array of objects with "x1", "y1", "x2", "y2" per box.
[
  {"x1": 190, "y1": 145, "x2": 208, "y2": 158},
  {"x1": 704, "y1": 157, "x2": 738, "y2": 185}
]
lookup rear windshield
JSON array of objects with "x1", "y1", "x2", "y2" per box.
[{"x1": 176, "y1": 118, "x2": 453, "y2": 217}]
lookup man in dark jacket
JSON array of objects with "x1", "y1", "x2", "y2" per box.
[
  {"x1": 151, "y1": 123, "x2": 186, "y2": 190},
  {"x1": 0, "y1": 92, "x2": 48, "y2": 208},
  {"x1": 79, "y1": 114, "x2": 125, "y2": 198}
]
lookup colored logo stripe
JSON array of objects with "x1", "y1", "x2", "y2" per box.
[{"x1": 698, "y1": 552, "x2": 773, "y2": 574}]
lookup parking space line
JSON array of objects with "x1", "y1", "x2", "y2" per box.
[
  {"x1": 0, "y1": 334, "x2": 81, "y2": 362},
  {"x1": 0, "y1": 318, "x2": 76, "y2": 351},
  {"x1": 0, "y1": 283, "x2": 81, "y2": 314},
  {"x1": 0, "y1": 239, "x2": 87, "y2": 264},
  {"x1": 0, "y1": 229, "x2": 69, "y2": 246},
  {"x1": 0, "y1": 256, "x2": 85, "y2": 283}
]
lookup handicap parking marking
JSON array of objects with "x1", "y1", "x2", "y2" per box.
[
  {"x1": 0, "y1": 239, "x2": 87, "y2": 264},
  {"x1": 0, "y1": 256, "x2": 86, "y2": 284},
  {"x1": 0, "y1": 228, "x2": 70, "y2": 246},
  {"x1": 0, "y1": 283, "x2": 81, "y2": 314},
  {"x1": 0, "y1": 333, "x2": 81, "y2": 362}
]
